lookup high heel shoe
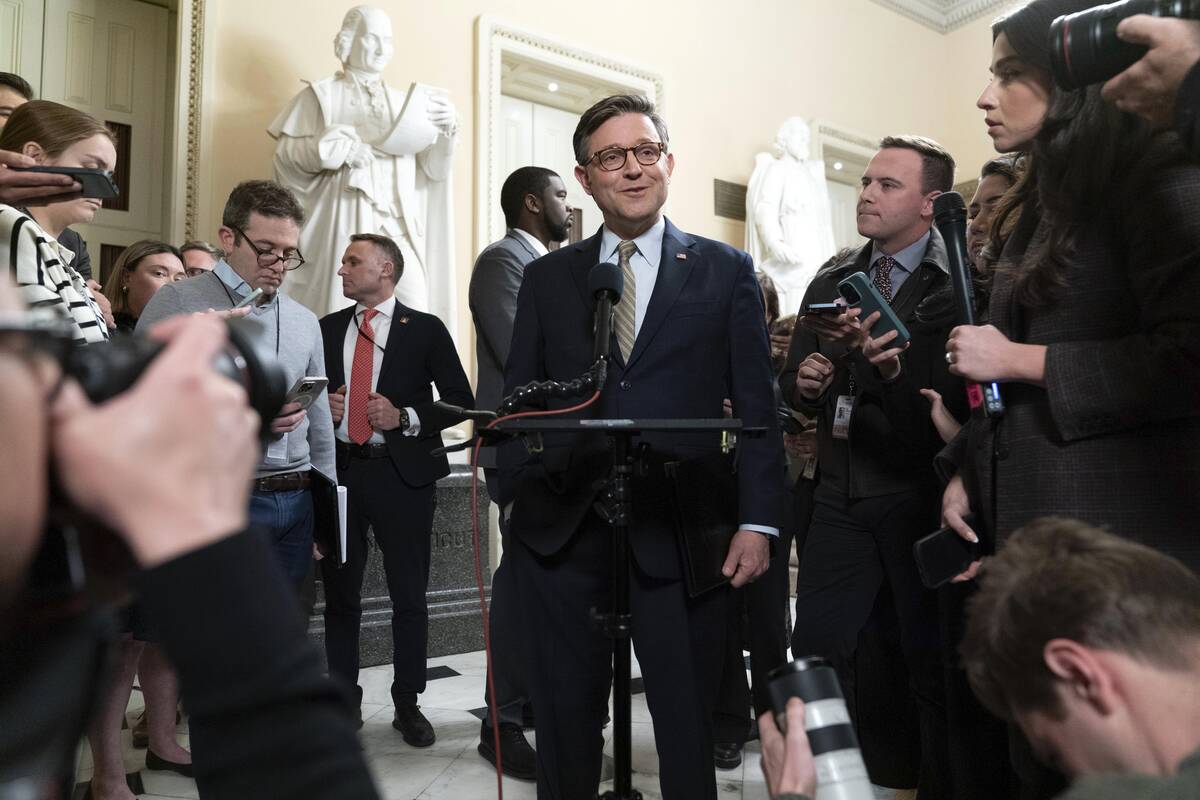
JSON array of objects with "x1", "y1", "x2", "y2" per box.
[{"x1": 145, "y1": 749, "x2": 194, "y2": 778}]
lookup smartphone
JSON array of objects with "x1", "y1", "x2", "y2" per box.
[
  {"x1": 913, "y1": 514, "x2": 983, "y2": 589},
  {"x1": 7, "y1": 166, "x2": 119, "y2": 199},
  {"x1": 284, "y1": 376, "x2": 329, "y2": 411},
  {"x1": 233, "y1": 287, "x2": 264, "y2": 309},
  {"x1": 836, "y1": 272, "x2": 911, "y2": 347},
  {"x1": 803, "y1": 302, "x2": 843, "y2": 315}
]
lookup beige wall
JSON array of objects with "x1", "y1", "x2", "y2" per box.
[{"x1": 202, "y1": 0, "x2": 1019, "y2": 352}]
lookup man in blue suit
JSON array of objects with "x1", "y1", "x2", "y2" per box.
[{"x1": 499, "y1": 95, "x2": 784, "y2": 800}]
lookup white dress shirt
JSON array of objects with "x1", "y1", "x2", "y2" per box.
[
  {"x1": 335, "y1": 295, "x2": 420, "y2": 443},
  {"x1": 511, "y1": 226, "x2": 549, "y2": 258}
]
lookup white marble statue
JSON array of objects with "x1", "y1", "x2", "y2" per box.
[
  {"x1": 745, "y1": 118, "x2": 836, "y2": 315},
  {"x1": 268, "y1": 5, "x2": 458, "y2": 329}
]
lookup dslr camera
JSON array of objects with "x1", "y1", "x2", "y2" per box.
[{"x1": 1050, "y1": 0, "x2": 1200, "y2": 88}]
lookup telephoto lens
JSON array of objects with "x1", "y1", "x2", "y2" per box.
[
  {"x1": 768, "y1": 658, "x2": 874, "y2": 800},
  {"x1": 1050, "y1": 0, "x2": 1200, "y2": 89}
]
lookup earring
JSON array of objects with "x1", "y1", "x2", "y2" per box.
[{"x1": 122, "y1": 285, "x2": 128, "y2": 293}]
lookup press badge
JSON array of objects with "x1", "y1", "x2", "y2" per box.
[
  {"x1": 831, "y1": 395, "x2": 855, "y2": 440},
  {"x1": 266, "y1": 433, "x2": 289, "y2": 463}
]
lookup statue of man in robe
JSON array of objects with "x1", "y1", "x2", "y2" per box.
[
  {"x1": 268, "y1": 5, "x2": 458, "y2": 330},
  {"x1": 745, "y1": 118, "x2": 836, "y2": 315}
]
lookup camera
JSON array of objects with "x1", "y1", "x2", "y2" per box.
[
  {"x1": 768, "y1": 657, "x2": 874, "y2": 800},
  {"x1": 1050, "y1": 0, "x2": 1200, "y2": 89}
]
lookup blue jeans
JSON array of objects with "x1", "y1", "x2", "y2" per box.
[{"x1": 249, "y1": 488, "x2": 313, "y2": 587}]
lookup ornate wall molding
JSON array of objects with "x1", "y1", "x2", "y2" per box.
[
  {"x1": 867, "y1": 0, "x2": 1011, "y2": 33},
  {"x1": 474, "y1": 15, "x2": 664, "y2": 253},
  {"x1": 183, "y1": 0, "x2": 204, "y2": 240}
]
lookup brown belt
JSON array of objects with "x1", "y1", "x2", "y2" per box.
[
  {"x1": 337, "y1": 441, "x2": 391, "y2": 460},
  {"x1": 253, "y1": 471, "x2": 312, "y2": 492}
]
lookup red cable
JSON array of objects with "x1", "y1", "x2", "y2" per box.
[{"x1": 472, "y1": 389, "x2": 602, "y2": 799}]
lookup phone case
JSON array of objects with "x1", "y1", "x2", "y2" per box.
[
  {"x1": 913, "y1": 514, "x2": 982, "y2": 589},
  {"x1": 9, "y1": 166, "x2": 118, "y2": 199},
  {"x1": 836, "y1": 272, "x2": 911, "y2": 347}
]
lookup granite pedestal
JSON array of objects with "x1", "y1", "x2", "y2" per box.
[{"x1": 307, "y1": 464, "x2": 491, "y2": 666}]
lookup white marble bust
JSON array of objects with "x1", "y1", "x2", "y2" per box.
[
  {"x1": 268, "y1": 5, "x2": 458, "y2": 330},
  {"x1": 745, "y1": 118, "x2": 836, "y2": 315}
]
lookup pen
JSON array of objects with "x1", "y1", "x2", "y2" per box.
[{"x1": 233, "y1": 287, "x2": 264, "y2": 309}]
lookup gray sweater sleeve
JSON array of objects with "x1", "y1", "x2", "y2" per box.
[
  {"x1": 304, "y1": 315, "x2": 337, "y2": 481},
  {"x1": 134, "y1": 282, "x2": 188, "y2": 333}
]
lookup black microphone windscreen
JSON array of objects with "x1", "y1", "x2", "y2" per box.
[
  {"x1": 933, "y1": 191, "x2": 966, "y2": 225},
  {"x1": 588, "y1": 261, "x2": 624, "y2": 302}
]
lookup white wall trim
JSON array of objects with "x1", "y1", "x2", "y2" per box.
[
  {"x1": 473, "y1": 15, "x2": 664, "y2": 254},
  {"x1": 867, "y1": 0, "x2": 1011, "y2": 33}
]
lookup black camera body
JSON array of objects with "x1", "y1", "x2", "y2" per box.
[{"x1": 1050, "y1": 0, "x2": 1200, "y2": 88}]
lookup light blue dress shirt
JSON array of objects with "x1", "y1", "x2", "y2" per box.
[{"x1": 867, "y1": 230, "x2": 930, "y2": 298}]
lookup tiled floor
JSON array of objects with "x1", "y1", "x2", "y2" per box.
[{"x1": 75, "y1": 649, "x2": 906, "y2": 799}]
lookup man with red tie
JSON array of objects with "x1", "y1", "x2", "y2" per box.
[{"x1": 319, "y1": 233, "x2": 473, "y2": 745}]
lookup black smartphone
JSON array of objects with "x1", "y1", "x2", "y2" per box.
[
  {"x1": 804, "y1": 302, "x2": 843, "y2": 315},
  {"x1": 7, "y1": 166, "x2": 119, "y2": 199},
  {"x1": 913, "y1": 514, "x2": 983, "y2": 588}
]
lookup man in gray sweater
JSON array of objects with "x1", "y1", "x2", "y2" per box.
[{"x1": 138, "y1": 180, "x2": 335, "y2": 589}]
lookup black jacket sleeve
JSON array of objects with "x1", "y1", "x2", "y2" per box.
[
  {"x1": 1176, "y1": 60, "x2": 1200, "y2": 163},
  {"x1": 139, "y1": 531, "x2": 378, "y2": 800}
]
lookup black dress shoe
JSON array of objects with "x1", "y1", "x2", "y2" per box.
[
  {"x1": 477, "y1": 720, "x2": 537, "y2": 781},
  {"x1": 392, "y1": 704, "x2": 435, "y2": 747},
  {"x1": 520, "y1": 703, "x2": 536, "y2": 730},
  {"x1": 145, "y1": 749, "x2": 195, "y2": 778},
  {"x1": 713, "y1": 742, "x2": 743, "y2": 770}
]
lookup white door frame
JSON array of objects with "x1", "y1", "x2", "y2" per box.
[
  {"x1": 473, "y1": 15, "x2": 664, "y2": 254},
  {"x1": 166, "y1": 0, "x2": 216, "y2": 244}
]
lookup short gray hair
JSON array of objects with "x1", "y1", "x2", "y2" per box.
[{"x1": 573, "y1": 95, "x2": 669, "y2": 166}]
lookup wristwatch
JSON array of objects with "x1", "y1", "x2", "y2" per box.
[{"x1": 399, "y1": 407, "x2": 410, "y2": 432}]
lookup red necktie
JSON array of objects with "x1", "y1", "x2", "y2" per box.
[{"x1": 347, "y1": 308, "x2": 379, "y2": 445}]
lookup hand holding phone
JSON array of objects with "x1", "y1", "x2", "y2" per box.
[
  {"x1": 6, "y1": 166, "x2": 118, "y2": 199},
  {"x1": 914, "y1": 513, "x2": 983, "y2": 588},
  {"x1": 284, "y1": 376, "x2": 330, "y2": 412}
]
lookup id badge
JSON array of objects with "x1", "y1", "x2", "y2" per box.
[
  {"x1": 831, "y1": 395, "x2": 855, "y2": 441},
  {"x1": 266, "y1": 432, "x2": 289, "y2": 463}
]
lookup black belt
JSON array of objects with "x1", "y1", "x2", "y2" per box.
[
  {"x1": 253, "y1": 471, "x2": 312, "y2": 492},
  {"x1": 337, "y1": 440, "x2": 390, "y2": 460}
]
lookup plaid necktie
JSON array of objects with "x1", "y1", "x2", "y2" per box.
[
  {"x1": 347, "y1": 308, "x2": 379, "y2": 445},
  {"x1": 873, "y1": 255, "x2": 898, "y2": 303},
  {"x1": 614, "y1": 240, "x2": 638, "y2": 361}
]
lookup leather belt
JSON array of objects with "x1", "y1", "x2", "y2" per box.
[
  {"x1": 253, "y1": 471, "x2": 312, "y2": 492},
  {"x1": 337, "y1": 441, "x2": 391, "y2": 460}
]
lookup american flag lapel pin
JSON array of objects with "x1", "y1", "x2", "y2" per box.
[
  {"x1": 399, "y1": 316, "x2": 410, "y2": 324},
  {"x1": 676, "y1": 252, "x2": 687, "y2": 260}
]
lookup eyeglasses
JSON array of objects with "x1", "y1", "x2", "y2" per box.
[
  {"x1": 585, "y1": 141, "x2": 667, "y2": 172},
  {"x1": 230, "y1": 225, "x2": 306, "y2": 271}
]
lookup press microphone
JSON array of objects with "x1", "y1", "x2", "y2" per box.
[
  {"x1": 933, "y1": 192, "x2": 1004, "y2": 418},
  {"x1": 588, "y1": 262, "x2": 624, "y2": 362}
]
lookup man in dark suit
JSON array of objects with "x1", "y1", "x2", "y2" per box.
[
  {"x1": 499, "y1": 94, "x2": 784, "y2": 800},
  {"x1": 319, "y1": 233, "x2": 472, "y2": 747},
  {"x1": 780, "y1": 136, "x2": 965, "y2": 798},
  {"x1": 468, "y1": 165, "x2": 572, "y2": 778}
]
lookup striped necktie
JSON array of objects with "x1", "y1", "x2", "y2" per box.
[{"x1": 614, "y1": 240, "x2": 638, "y2": 361}]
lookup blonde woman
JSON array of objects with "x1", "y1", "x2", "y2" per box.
[{"x1": 101, "y1": 240, "x2": 185, "y2": 332}]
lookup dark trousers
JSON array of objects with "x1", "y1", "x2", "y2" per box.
[
  {"x1": 791, "y1": 485, "x2": 947, "y2": 799},
  {"x1": 320, "y1": 454, "x2": 434, "y2": 707},
  {"x1": 482, "y1": 469, "x2": 531, "y2": 728},
  {"x1": 510, "y1": 520, "x2": 728, "y2": 800}
]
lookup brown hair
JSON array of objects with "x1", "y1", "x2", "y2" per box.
[
  {"x1": 878, "y1": 135, "x2": 956, "y2": 195},
  {"x1": 961, "y1": 517, "x2": 1200, "y2": 720},
  {"x1": 0, "y1": 100, "x2": 112, "y2": 158},
  {"x1": 349, "y1": 233, "x2": 404, "y2": 282},
  {"x1": 221, "y1": 180, "x2": 305, "y2": 238},
  {"x1": 180, "y1": 240, "x2": 225, "y2": 260},
  {"x1": 101, "y1": 240, "x2": 183, "y2": 317},
  {"x1": 573, "y1": 95, "x2": 669, "y2": 166}
]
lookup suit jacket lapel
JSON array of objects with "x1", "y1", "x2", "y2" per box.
[
  {"x1": 507, "y1": 229, "x2": 540, "y2": 263},
  {"x1": 568, "y1": 227, "x2": 605, "y2": 314},
  {"x1": 376, "y1": 302, "x2": 411, "y2": 388},
  {"x1": 329, "y1": 306, "x2": 356, "y2": 386},
  {"x1": 626, "y1": 219, "x2": 696, "y2": 371}
]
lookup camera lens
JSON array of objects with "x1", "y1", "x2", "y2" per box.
[
  {"x1": 1050, "y1": 0, "x2": 1200, "y2": 89},
  {"x1": 768, "y1": 657, "x2": 874, "y2": 800}
]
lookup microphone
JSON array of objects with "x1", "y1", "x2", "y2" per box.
[
  {"x1": 933, "y1": 192, "x2": 1004, "y2": 418},
  {"x1": 588, "y1": 262, "x2": 624, "y2": 362}
]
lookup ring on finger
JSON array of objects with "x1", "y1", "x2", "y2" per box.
[{"x1": 945, "y1": 351, "x2": 955, "y2": 365}]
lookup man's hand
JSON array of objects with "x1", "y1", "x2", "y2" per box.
[
  {"x1": 1103, "y1": 16, "x2": 1200, "y2": 127},
  {"x1": 784, "y1": 429, "x2": 817, "y2": 460},
  {"x1": 367, "y1": 392, "x2": 402, "y2": 431},
  {"x1": 87, "y1": 280, "x2": 116, "y2": 330},
  {"x1": 770, "y1": 332, "x2": 792, "y2": 362},
  {"x1": 271, "y1": 401, "x2": 306, "y2": 434},
  {"x1": 0, "y1": 150, "x2": 82, "y2": 206},
  {"x1": 942, "y1": 473, "x2": 982, "y2": 583},
  {"x1": 800, "y1": 306, "x2": 863, "y2": 346},
  {"x1": 759, "y1": 698, "x2": 817, "y2": 800},
  {"x1": 722, "y1": 529, "x2": 769, "y2": 588},
  {"x1": 427, "y1": 94, "x2": 457, "y2": 136},
  {"x1": 50, "y1": 314, "x2": 259, "y2": 567},
  {"x1": 860, "y1": 310, "x2": 908, "y2": 381},
  {"x1": 794, "y1": 352, "x2": 835, "y2": 402},
  {"x1": 329, "y1": 385, "x2": 347, "y2": 425}
]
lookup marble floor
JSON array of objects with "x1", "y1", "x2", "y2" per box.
[{"x1": 75, "y1": 649, "x2": 907, "y2": 800}]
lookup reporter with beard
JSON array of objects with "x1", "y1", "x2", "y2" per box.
[{"x1": 0, "y1": 281, "x2": 377, "y2": 799}]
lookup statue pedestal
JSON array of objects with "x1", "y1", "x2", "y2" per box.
[{"x1": 307, "y1": 465, "x2": 491, "y2": 666}]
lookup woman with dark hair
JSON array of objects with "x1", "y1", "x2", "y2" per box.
[
  {"x1": 939, "y1": 1, "x2": 1200, "y2": 791},
  {"x1": 100, "y1": 240, "x2": 185, "y2": 331}
]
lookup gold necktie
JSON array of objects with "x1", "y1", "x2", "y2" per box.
[{"x1": 614, "y1": 240, "x2": 638, "y2": 361}]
